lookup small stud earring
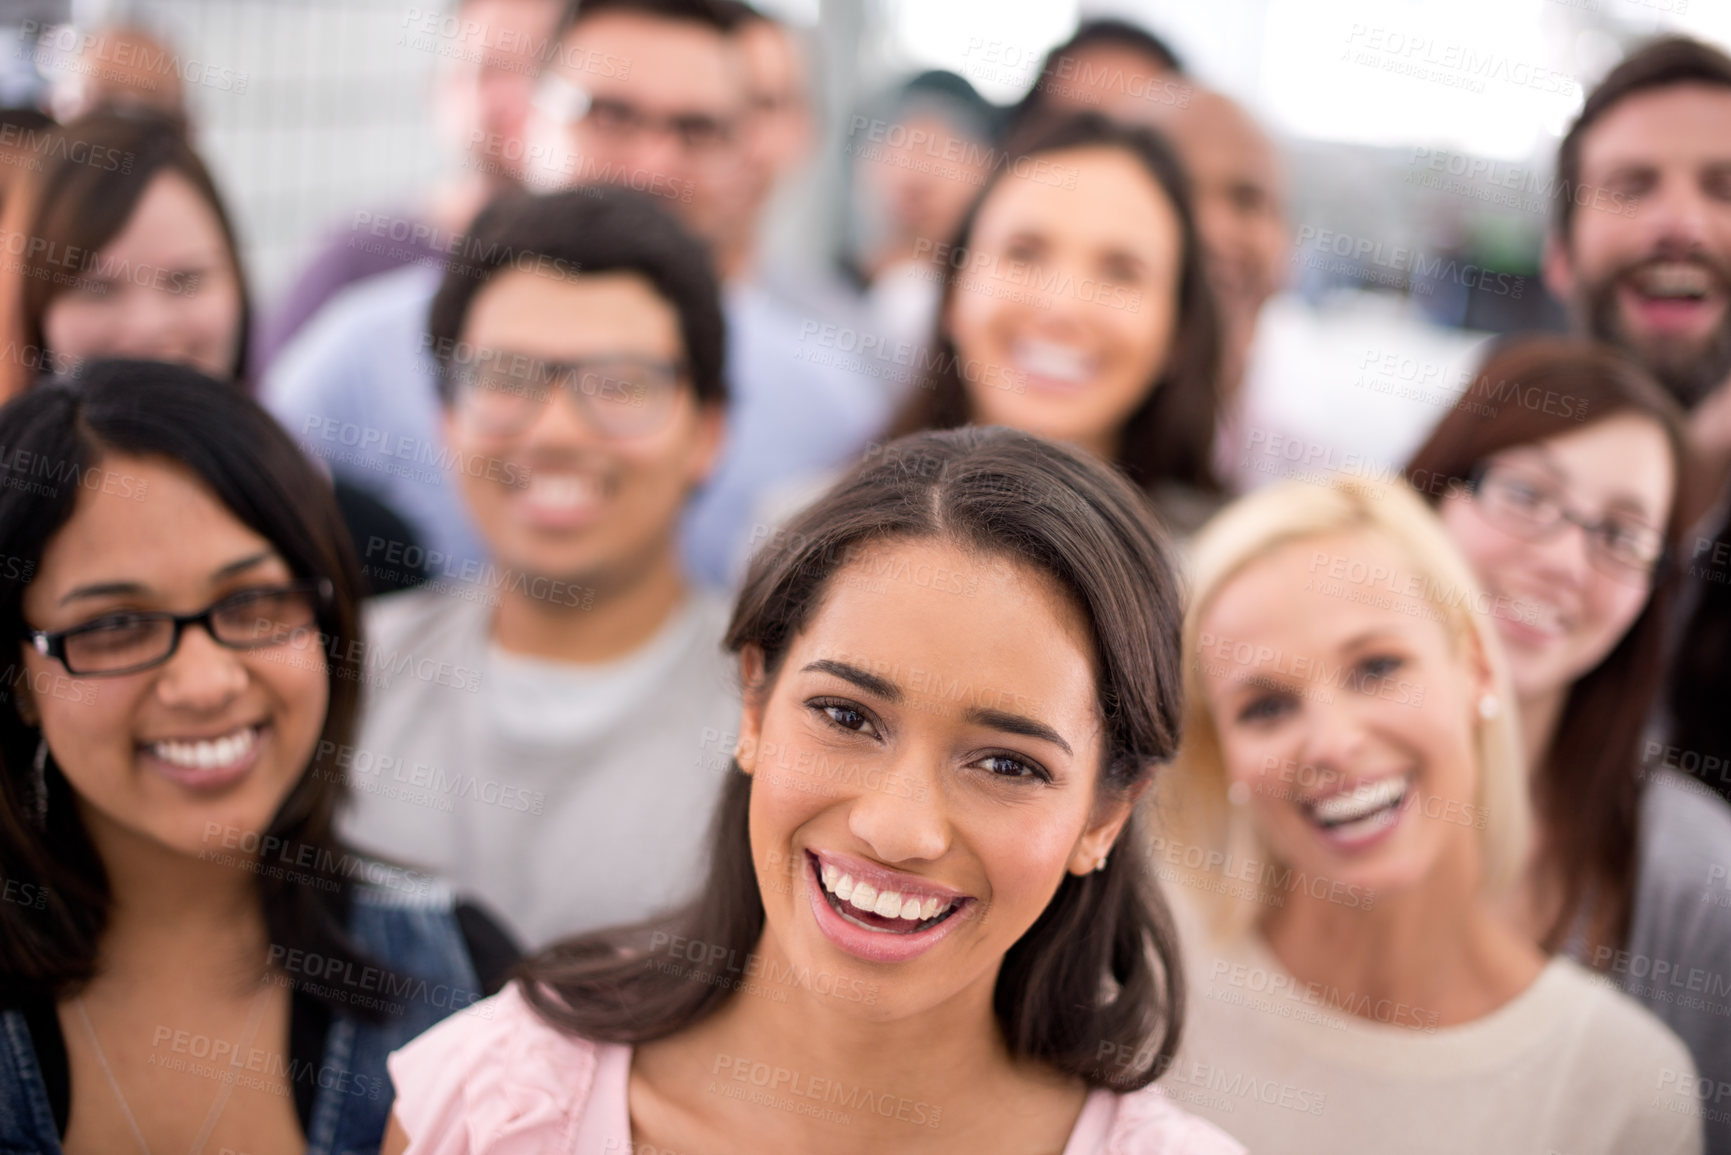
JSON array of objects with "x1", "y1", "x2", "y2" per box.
[
  {"x1": 1094, "y1": 855, "x2": 1108, "y2": 872},
  {"x1": 1477, "y1": 693, "x2": 1500, "y2": 720}
]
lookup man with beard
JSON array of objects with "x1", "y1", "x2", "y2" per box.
[
  {"x1": 1542, "y1": 35, "x2": 1731, "y2": 1155},
  {"x1": 1543, "y1": 37, "x2": 1731, "y2": 496}
]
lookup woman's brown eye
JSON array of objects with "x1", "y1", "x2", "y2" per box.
[
  {"x1": 825, "y1": 704, "x2": 867, "y2": 730},
  {"x1": 982, "y1": 753, "x2": 1044, "y2": 781}
]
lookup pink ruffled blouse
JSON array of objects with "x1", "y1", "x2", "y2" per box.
[{"x1": 388, "y1": 983, "x2": 1245, "y2": 1155}]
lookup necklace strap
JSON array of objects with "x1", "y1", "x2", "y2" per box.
[
  {"x1": 74, "y1": 985, "x2": 275, "y2": 1155},
  {"x1": 73, "y1": 997, "x2": 153, "y2": 1155}
]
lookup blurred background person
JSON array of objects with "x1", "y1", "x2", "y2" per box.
[
  {"x1": 1407, "y1": 335, "x2": 1731, "y2": 1155},
  {"x1": 839, "y1": 69, "x2": 999, "y2": 360},
  {"x1": 714, "y1": 0, "x2": 818, "y2": 285},
  {"x1": 1544, "y1": 38, "x2": 1731, "y2": 501},
  {"x1": 529, "y1": 0, "x2": 887, "y2": 583},
  {"x1": 0, "y1": 111, "x2": 427, "y2": 593},
  {"x1": 1155, "y1": 477, "x2": 1701, "y2": 1155},
  {"x1": 1006, "y1": 16, "x2": 1184, "y2": 134},
  {"x1": 252, "y1": 0, "x2": 563, "y2": 378},
  {"x1": 889, "y1": 112, "x2": 1224, "y2": 535},
  {"x1": 268, "y1": 0, "x2": 884, "y2": 590},
  {"x1": 0, "y1": 361, "x2": 513, "y2": 1155},
  {"x1": 40, "y1": 22, "x2": 189, "y2": 131},
  {"x1": 1539, "y1": 37, "x2": 1731, "y2": 816},
  {"x1": 1119, "y1": 85, "x2": 1288, "y2": 489},
  {"x1": 340, "y1": 188, "x2": 738, "y2": 948}
]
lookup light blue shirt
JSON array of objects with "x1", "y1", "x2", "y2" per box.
[{"x1": 263, "y1": 264, "x2": 892, "y2": 589}]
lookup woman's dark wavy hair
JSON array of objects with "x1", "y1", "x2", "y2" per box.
[
  {"x1": 888, "y1": 113, "x2": 1224, "y2": 495},
  {"x1": 1404, "y1": 335, "x2": 1695, "y2": 963},
  {"x1": 0, "y1": 360, "x2": 388, "y2": 1019},
  {"x1": 10, "y1": 110, "x2": 250, "y2": 389},
  {"x1": 519, "y1": 426, "x2": 1189, "y2": 1090}
]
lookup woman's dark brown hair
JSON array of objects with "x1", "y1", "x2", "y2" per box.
[
  {"x1": 0, "y1": 359, "x2": 389, "y2": 1020},
  {"x1": 519, "y1": 425, "x2": 1188, "y2": 1090},
  {"x1": 888, "y1": 113, "x2": 1224, "y2": 495},
  {"x1": 1405, "y1": 335, "x2": 1695, "y2": 962},
  {"x1": 0, "y1": 110, "x2": 249, "y2": 395}
]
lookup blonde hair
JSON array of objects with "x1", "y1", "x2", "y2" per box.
[{"x1": 1152, "y1": 477, "x2": 1530, "y2": 939}]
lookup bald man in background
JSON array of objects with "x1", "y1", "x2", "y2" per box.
[
  {"x1": 1106, "y1": 84, "x2": 1289, "y2": 488},
  {"x1": 44, "y1": 24, "x2": 189, "y2": 129}
]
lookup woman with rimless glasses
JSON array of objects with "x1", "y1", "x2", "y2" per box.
[
  {"x1": 0, "y1": 361, "x2": 516, "y2": 1155},
  {"x1": 1407, "y1": 335, "x2": 1731, "y2": 1151}
]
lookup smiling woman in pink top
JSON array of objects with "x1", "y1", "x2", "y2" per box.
[{"x1": 380, "y1": 426, "x2": 1242, "y2": 1155}]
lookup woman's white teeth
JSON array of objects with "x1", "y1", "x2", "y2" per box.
[
  {"x1": 1320, "y1": 805, "x2": 1400, "y2": 842},
  {"x1": 1507, "y1": 597, "x2": 1565, "y2": 635},
  {"x1": 1012, "y1": 340, "x2": 1094, "y2": 383},
  {"x1": 1310, "y1": 776, "x2": 1407, "y2": 826},
  {"x1": 819, "y1": 863, "x2": 946, "y2": 921},
  {"x1": 150, "y1": 727, "x2": 257, "y2": 770}
]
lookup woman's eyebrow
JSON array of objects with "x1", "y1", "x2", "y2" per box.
[
  {"x1": 802, "y1": 659, "x2": 901, "y2": 702},
  {"x1": 60, "y1": 579, "x2": 147, "y2": 605},
  {"x1": 58, "y1": 550, "x2": 276, "y2": 606},
  {"x1": 965, "y1": 706, "x2": 1072, "y2": 756},
  {"x1": 213, "y1": 550, "x2": 275, "y2": 579}
]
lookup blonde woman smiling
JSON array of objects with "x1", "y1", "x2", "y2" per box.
[{"x1": 1152, "y1": 477, "x2": 1700, "y2": 1154}]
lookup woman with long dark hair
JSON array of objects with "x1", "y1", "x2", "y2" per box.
[
  {"x1": 381, "y1": 427, "x2": 1241, "y2": 1154},
  {"x1": 887, "y1": 113, "x2": 1225, "y2": 534},
  {"x1": 1406, "y1": 334, "x2": 1731, "y2": 1150},
  {"x1": 0, "y1": 361, "x2": 513, "y2": 1155},
  {"x1": 0, "y1": 110, "x2": 426, "y2": 593}
]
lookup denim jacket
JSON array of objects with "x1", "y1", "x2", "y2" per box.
[{"x1": 0, "y1": 876, "x2": 483, "y2": 1155}]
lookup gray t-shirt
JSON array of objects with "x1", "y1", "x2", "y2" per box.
[
  {"x1": 1606, "y1": 768, "x2": 1731, "y2": 1155},
  {"x1": 336, "y1": 587, "x2": 741, "y2": 949}
]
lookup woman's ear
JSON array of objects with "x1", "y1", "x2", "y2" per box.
[
  {"x1": 1067, "y1": 778, "x2": 1150, "y2": 876},
  {"x1": 735, "y1": 645, "x2": 768, "y2": 775},
  {"x1": 1462, "y1": 623, "x2": 1497, "y2": 705}
]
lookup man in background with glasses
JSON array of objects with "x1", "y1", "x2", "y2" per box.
[
  {"x1": 525, "y1": 0, "x2": 886, "y2": 585},
  {"x1": 335, "y1": 186, "x2": 738, "y2": 949},
  {"x1": 267, "y1": 0, "x2": 885, "y2": 589}
]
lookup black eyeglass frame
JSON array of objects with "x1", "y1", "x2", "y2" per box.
[
  {"x1": 1463, "y1": 460, "x2": 1671, "y2": 585},
  {"x1": 22, "y1": 578, "x2": 334, "y2": 677},
  {"x1": 446, "y1": 354, "x2": 692, "y2": 438}
]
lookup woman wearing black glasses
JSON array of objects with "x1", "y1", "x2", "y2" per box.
[
  {"x1": 0, "y1": 361, "x2": 515, "y2": 1155},
  {"x1": 1406, "y1": 335, "x2": 1731, "y2": 1145}
]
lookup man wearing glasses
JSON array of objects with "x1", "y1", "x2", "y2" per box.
[
  {"x1": 335, "y1": 187, "x2": 738, "y2": 949},
  {"x1": 529, "y1": 0, "x2": 883, "y2": 585},
  {"x1": 267, "y1": 0, "x2": 884, "y2": 589},
  {"x1": 1541, "y1": 40, "x2": 1731, "y2": 1155}
]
